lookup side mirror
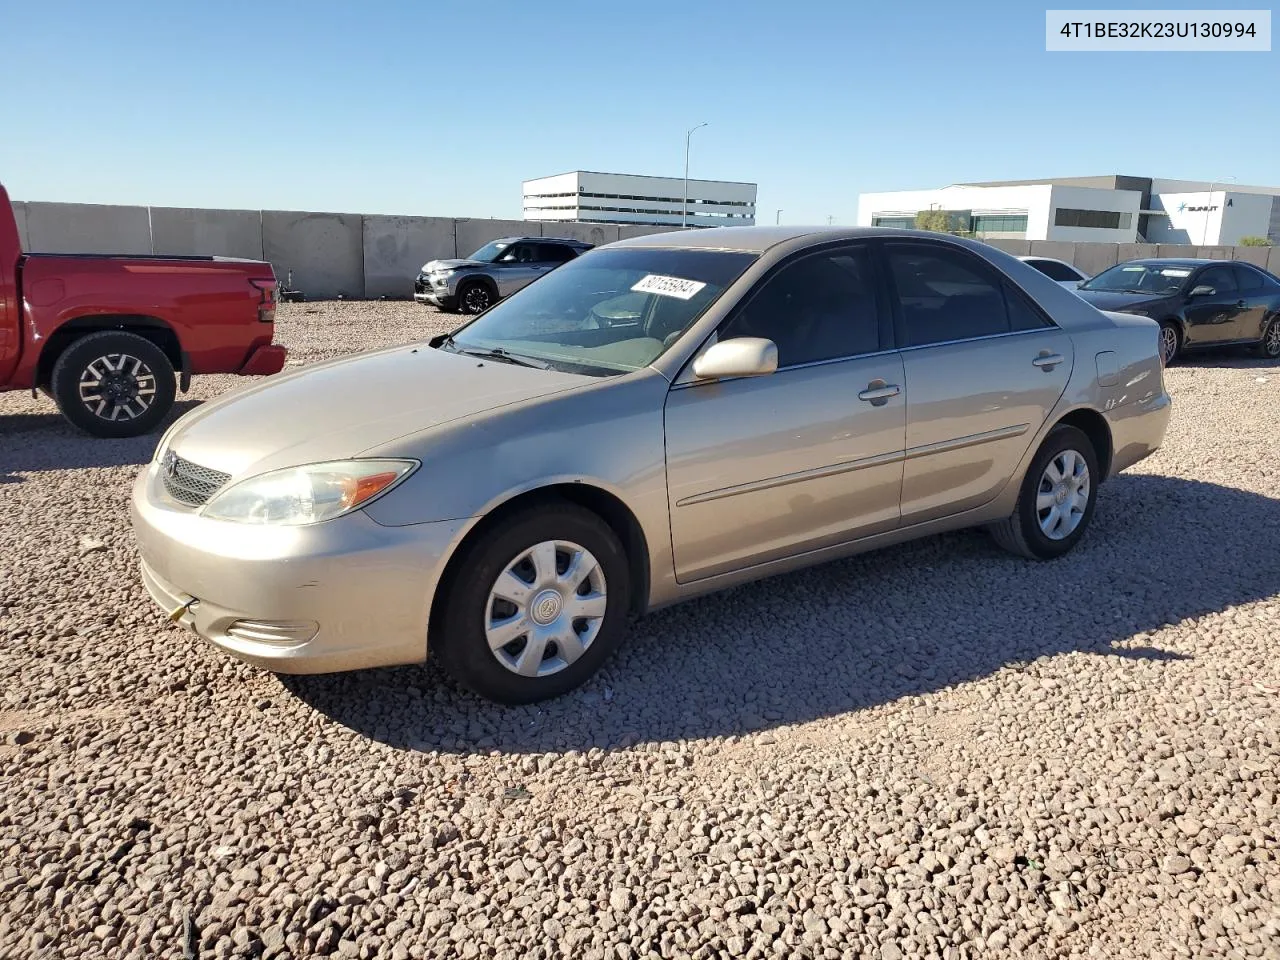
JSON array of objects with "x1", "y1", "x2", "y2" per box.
[
  {"x1": 692, "y1": 337, "x2": 779, "y2": 380},
  {"x1": 1188, "y1": 284, "x2": 1215, "y2": 298}
]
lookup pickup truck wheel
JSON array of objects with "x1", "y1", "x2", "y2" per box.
[{"x1": 50, "y1": 331, "x2": 176, "y2": 438}]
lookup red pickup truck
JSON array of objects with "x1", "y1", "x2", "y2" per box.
[{"x1": 1, "y1": 183, "x2": 287, "y2": 438}]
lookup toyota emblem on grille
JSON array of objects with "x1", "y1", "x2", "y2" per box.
[{"x1": 162, "y1": 450, "x2": 178, "y2": 478}]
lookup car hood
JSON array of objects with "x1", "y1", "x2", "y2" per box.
[
  {"x1": 164, "y1": 344, "x2": 594, "y2": 478},
  {"x1": 421, "y1": 258, "x2": 485, "y2": 273},
  {"x1": 1074, "y1": 289, "x2": 1170, "y2": 312}
]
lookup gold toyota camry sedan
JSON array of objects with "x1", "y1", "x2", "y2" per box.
[{"x1": 132, "y1": 227, "x2": 1171, "y2": 703}]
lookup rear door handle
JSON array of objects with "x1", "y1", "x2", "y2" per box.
[
  {"x1": 1032, "y1": 353, "x2": 1065, "y2": 370},
  {"x1": 858, "y1": 382, "x2": 900, "y2": 404}
]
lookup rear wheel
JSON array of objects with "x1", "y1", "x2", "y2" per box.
[
  {"x1": 50, "y1": 331, "x2": 176, "y2": 438},
  {"x1": 434, "y1": 502, "x2": 631, "y2": 704},
  {"x1": 1256, "y1": 317, "x2": 1280, "y2": 359},
  {"x1": 1158, "y1": 321, "x2": 1181, "y2": 366},
  {"x1": 989, "y1": 425, "x2": 1099, "y2": 561},
  {"x1": 458, "y1": 281, "x2": 494, "y2": 315}
]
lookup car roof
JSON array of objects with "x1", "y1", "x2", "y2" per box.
[
  {"x1": 498, "y1": 235, "x2": 591, "y2": 246},
  {"x1": 610, "y1": 225, "x2": 975, "y2": 253},
  {"x1": 1122, "y1": 258, "x2": 1222, "y2": 266}
]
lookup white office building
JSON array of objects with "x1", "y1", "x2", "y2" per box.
[
  {"x1": 523, "y1": 171, "x2": 757, "y2": 229},
  {"x1": 857, "y1": 175, "x2": 1280, "y2": 245}
]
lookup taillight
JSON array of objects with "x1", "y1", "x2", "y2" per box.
[{"x1": 250, "y1": 278, "x2": 277, "y2": 323}]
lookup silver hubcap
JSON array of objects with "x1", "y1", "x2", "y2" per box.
[
  {"x1": 485, "y1": 540, "x2": 607, "y2": 678},
  {"x1": 1037, "y1": 449, "x2": 1090, "y2": 541},
  {"x1": 1159, "y1": 327, "x2": 1178, "y2": 364},
  {"x1": 463, "y1": 287, "x2": 490, "y2": 313},
  {"x1": 79, "y1": 353, "x2": 156, "y2": 421},
  {"x1": 1265, "y1": 322, "x2": 1280, "y2": 356}
]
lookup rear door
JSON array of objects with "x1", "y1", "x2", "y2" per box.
[
  {"x1": 1184, "y1": 264, "x2": 1245, "y2": 345},
  {"x1": 881, "y1": 240, "x2": 1073, "y2": 524},
  {"x1": 1232, "y1": 264, "x2": 1274, "y2": 342}
]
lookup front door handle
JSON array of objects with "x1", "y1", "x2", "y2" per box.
[
  {"x1": 858, "y1": 381, "x2": 900, "y2": 405},
  {"x1": 1032, "y1": 352, "x2": 1065, "y2": 370}
]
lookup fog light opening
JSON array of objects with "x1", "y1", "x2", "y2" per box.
[{"x1": 225, "y1": 620, "x2": 320, "y2": 646}]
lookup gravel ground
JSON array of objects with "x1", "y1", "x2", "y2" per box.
[{"x1": 1, "y1": 301, "x2": 1278, "y2": 960}]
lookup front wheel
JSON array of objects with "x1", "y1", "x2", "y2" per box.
[
  {"x1": 1256, "y1": 317, "x2": 1280, "y2": 359},
  {"x1": 457, "y1": 281, "x2": 494, "y2": 315},
  {"x1": 434, "y1": 502, "x2": 632, "y2": 704},
  {"x1": 989, "y1": 425, "x2": 1100, "y2": 561},
  {"x1": 50, "y1": 331, "x2": 176, "y2": 438},
  {"x1": 1158, "y1": 321, "x2": 1181, "y2": 366}
]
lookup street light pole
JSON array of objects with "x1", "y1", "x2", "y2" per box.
[
  {"x1": 1201, "y1": 176, "x2": 1236, "y2": 246},
  {"x1": 775, "y1": 209, "x2": 783, "y2": 225},
  {"x1": 682, "y1": 122, "x2": 708, "y2": 230}
]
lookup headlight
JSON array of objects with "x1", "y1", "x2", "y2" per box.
[
  {"x1": 201, "y1": 459, "x2": 417, "y2": 525},
  {"x1": 431, "y1": 268, "x2": 456, "y2": 279}
]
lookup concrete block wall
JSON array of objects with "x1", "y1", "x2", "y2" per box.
[
  {"x1": 363, "y1": 216, "x2": 457, "y2": 299},
  {"x1": 23, "y1": 201, "x2": 153, "y2": 255},
  {"x1": 263, "y1": 211, "x2": 366, "y2": 300},
  {"x1": 149, "y1": 207, "x2": 264, "y2": 260},
  {"x1": 11, "y1": 197, "x2": 1280, "y2": 297}
]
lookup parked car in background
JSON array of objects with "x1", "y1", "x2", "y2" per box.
[
  {"x1": 415, "y1": 237, "x2": 593, "y2": 314},
  {"x1": 1074, "y1": 259, "x2": 1280, "y2": 365},
  {"x1": 1018, "y1": 255, "x2": 1090, "y2": 289},
  {"x1": 0, "y1": 183, "x2": 286, "y2": 438},
  {"x1": 132, "y1": 227, "x2": 1171, "y2": 704}
]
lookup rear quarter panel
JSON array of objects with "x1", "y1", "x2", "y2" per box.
[{"x1": 14, "y1": 255, "x2": 274, "y2": 387}]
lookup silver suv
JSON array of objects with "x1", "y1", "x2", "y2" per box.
[{"x1": 415, "y1": 236, "x2": 594, "y2": 313}]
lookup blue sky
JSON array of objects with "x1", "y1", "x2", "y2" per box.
[{"x1": 2, "y1": 0, "x2": 1275, "y2": 223}]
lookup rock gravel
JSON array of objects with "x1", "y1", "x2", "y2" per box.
[{"x1": 2, "y1": 301, "x2": 1278, "y2": 959}]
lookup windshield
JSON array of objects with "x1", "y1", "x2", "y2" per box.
[
  {"x1": 467, "y1": 240, "x2": 513, "y2": 263},
  {"x1": 443, "y1": 247, "x2": 758, "y2": 375},
  {"x1": 1080, "y1": 262, "x2": 1192, "y2": 296}
]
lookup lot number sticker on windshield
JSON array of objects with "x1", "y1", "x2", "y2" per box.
[{"x1": 631, "y1": 274, "x2": 707, "y2": 300}]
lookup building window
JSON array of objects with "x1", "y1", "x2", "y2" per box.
[
  {"x1": 970, "y1": 214, "x2": 1029, "y2": 234},
  {"x1": 872, "y1": 216, "x2": 916, "y2": 229},
  {"x1": 1054, "y1": 208, "x2": 1133, "y2": 230}
]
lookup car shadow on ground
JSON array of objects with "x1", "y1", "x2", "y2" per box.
[
  {"x1": 0, "y1": 400, "x2": 203, "y2": 477},
  {"x1": 285, "y1": 476, "x2": 1280, "y2": 757},
  {"x1": 1171, "y1": 353, "x2": 1277, "y2": 370},
  {"x1": 287, "y1": 472, "x2": 1279, "y2": 754}
]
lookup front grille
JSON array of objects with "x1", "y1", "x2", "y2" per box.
[{"x1": 161, "y1": 453, "x2": 231, "y2": 507}]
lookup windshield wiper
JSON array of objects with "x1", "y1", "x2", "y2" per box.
[{"x1": 444, "y1": 340, "x2": 549, "y2": 369}]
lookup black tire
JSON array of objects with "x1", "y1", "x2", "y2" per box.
[
  {"x1": 1256, "y1": 316, "x2": 1280, "y2": 359},
  {"x1": 434, "y1": 502, "x2": 632, "y2": 704},
  {"x1": 989, "y1": 425, "x2": 1100, "y2": 561},
  {"x1": 457, "y1": 280, "x2": 495, "y2": 315},
  {"x1": 1158, "y1": 321, "x2": 1181, "y2": 366},
  {"x1": 50, "y1": 331, "x2": 176, "y2": 438}
]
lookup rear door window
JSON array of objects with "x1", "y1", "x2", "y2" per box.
[{"x1": 885, "y1": 243, "x2": 1015, "y2": 347}]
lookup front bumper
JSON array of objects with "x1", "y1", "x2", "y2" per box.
[
  {"x1": 130, "y1": 464, "x2": 468, "y2": 674},
  {"x1": 414, "y1": 273, "x2": 457, "y2": 308}
]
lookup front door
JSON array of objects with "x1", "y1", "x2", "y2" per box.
[
  {"x1": 880, "y1": 241, "x2": 1073, "y2": 523},
  {"x1": 664, "y1": 244, "x2": 906, "y2": 582},
  {"x1": 492, "y1": 242, "x2": 544, "y2": 297},
  {"x1": 1184, "y1": 263, "x2": 1247, "y2": 345}
]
